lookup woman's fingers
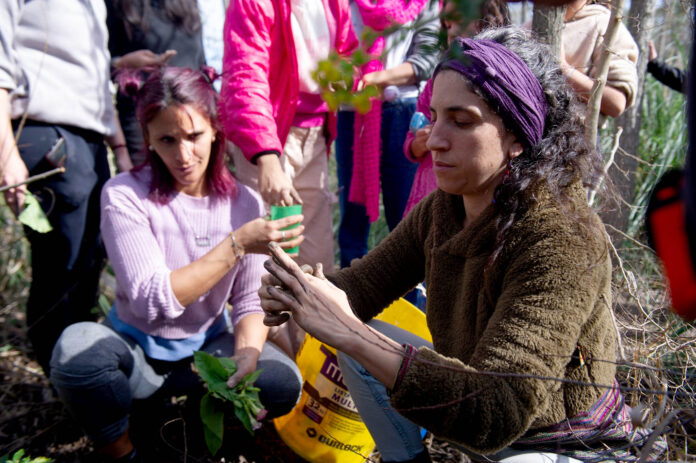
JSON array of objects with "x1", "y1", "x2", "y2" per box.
[
  {"x1": 314, "y1": 263, "x2": 326, "y2": 280},
  {"x1": 261, "y1": 272, "x2": 283, "y2": 288},
  {"x1": 291, "y1": 188, "x2": 303, "y2": 205},
  {"x1": 272, "y1": 214, "x2": 303, "y2": 229},
  {"x1": 277, "y1": 234, "x2": 304, "y2": 252},
  {"x1": 263, "y1": 311, "x2": 290, "y2": 327},
  {"x1": 265, "y1": 243, "x2": 310, "y2": 296}
]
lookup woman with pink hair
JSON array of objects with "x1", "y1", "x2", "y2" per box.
[{"x1": 50, "y1": 67, "x2": 304, "y2": 462}]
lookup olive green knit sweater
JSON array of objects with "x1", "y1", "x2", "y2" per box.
[{"x1": 330, "y1": 184, "x2": 615, "y2": 455}]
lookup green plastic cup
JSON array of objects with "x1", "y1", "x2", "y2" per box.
[{"x1": 270, "y1": 204, "x2": 303, "y2": 255}]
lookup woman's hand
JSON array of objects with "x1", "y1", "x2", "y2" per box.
[
  {"x1": 410, "y1": 125, "x2": 432, "y2": 160},
  {"x1": 235, "y1": 215, "x2": 304, "y2": 255},
  {"x1": 256, "y1": 154, "x2": 302, "y2": 206},
  {"x1": 259, "y1": 243, "x2": 360, "y2": 347},
  {"x1": 226, "y1": 346, "x2": 261, "y2": 388},
  {"x1": 113, "y1": 49, "x2": 177, "y2": 69}
]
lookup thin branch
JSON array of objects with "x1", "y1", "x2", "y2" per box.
[
  {"x1": 585, "y1": 0, "x2": 626, "y2": 147},
  {"x1": 0, "y1": 166, "x2": 65, "y2": 193}
]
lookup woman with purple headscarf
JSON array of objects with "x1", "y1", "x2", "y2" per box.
[{"x1": 259, "y1": 27, "x2": 664, "y2": 463}]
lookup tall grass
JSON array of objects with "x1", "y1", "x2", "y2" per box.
[{"x1": 626, "y1": 78, "x2": 688, "y2": 236}]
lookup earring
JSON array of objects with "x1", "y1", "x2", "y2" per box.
[
  {"x1": 502, "y1": 159, "x2": 512, "y2": 182},
  {"x1": 148, "y1": 145, "x2": 154, "y2": 151}
]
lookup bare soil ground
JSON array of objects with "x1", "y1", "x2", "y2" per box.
[{"x1": 0, "y1": 303, "x2": 467, "y2": 463}]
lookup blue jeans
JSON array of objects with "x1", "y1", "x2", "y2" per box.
[
  {"x1": 337, "y1": 321, "x2": 583, "y2": 463},
  {"x1": 50, "y1": 321, "x2": 302, "y2": 447},
  {"x1": 336, "y1": 99, "x2": 418, "y2": 268},
  {"x1": 14, "y1": 121, "x2": 110, "y2": 374},
  {"x1": 337, "y1": 320, "x2": 433, "y2": 461}
]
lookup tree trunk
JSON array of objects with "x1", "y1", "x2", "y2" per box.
[
  {"x1": 607, "y1": 0, "x2": 656, "y2": 234},
  {"x1": 531, "y1": 3, "x2": 566, "y2": 57}
]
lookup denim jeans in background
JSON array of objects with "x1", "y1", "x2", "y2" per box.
[
  {"x1": 14, "y1": 121, "x2": 110, "y2": 375},
  {"x1": 50, "y1": 321, "x2": 302, "y2": 447},
  {"x1": 336, "y1": 98, "x2": 418, "y2": 268}
]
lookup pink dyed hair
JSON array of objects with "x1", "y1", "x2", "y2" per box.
[{"x1": 119, "y1": 66, "x2": 237, "y2": 203}]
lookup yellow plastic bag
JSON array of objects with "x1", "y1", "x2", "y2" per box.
[{"x1": 274, "y1": 298, "x2": 431, "y2": 463}]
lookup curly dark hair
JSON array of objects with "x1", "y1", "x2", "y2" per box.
[{"x1": 460, "y1": 27, "x2": 605, "y2": 271}]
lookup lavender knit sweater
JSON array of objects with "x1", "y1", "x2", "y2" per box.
[{"x1": 100, "y1": 170, "x2": 267, "y2": 339}]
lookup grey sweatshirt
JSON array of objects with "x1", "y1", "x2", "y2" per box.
[{"x1": 0, "y1": 0, "x2": 116, "y2": 136}]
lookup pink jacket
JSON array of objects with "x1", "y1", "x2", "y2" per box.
[{"x1": 220, "y1": 0, "x2": 358, "y2": 162}]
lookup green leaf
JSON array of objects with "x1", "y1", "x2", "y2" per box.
[
  {"x1": 241, "y1": 368, "x2": 262, "y2": 385},
  {"x1": 200, "y1": 392, "x2": 224, "y2": 456},
  {"x1": 18, "y1": 192, "x2": 51, "y2": 233},
  {"x1": 218, "y1": 357, "x2": 237, "y2": 376},
  {"x1": 193, "y1": 351, "x2": 228, "y2": 387},
  {"x1": 233, "y1": 400, "x2": 254, "y2": 434}
]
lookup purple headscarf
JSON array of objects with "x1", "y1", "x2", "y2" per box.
[{"x1": 434, "y1": 37, "x2": 547, "y2": 149}]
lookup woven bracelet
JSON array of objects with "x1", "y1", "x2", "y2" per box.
[
  {"x1": 229, "y1": 230, "x2": 245, "y2": 261},
  {"x1": 389, "y1": 343, "x2": 417, "y2": 396}
]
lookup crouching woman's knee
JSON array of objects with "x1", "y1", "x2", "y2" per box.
[
  {"x1": 49, "y1": 322, "x2": 135, "y2": 446},
  {"x1": 50, "y1": 322, "x2": 130, "y2": 387},
  {"x1": 256, "y1": 344, "x2": 303, "y2": 418}
]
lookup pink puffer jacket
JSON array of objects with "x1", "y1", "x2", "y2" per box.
[{"x1": 220, "y1": 0, "x2": 358, "y2": 162}]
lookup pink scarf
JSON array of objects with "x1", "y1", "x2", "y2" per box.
[{"x1": 349, "y1": 0, "x2": 429, "y2": 222}]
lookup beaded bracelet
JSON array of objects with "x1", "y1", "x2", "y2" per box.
[
  {"x1": 229, "y1": 230, "x2": 245, "y2": 261},
  {"x1": 389, "y1": 343, "x2": 417, "y2": 396}
]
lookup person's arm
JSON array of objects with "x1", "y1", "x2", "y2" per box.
[
  {"x1": 403, "y1": 0, "x2": 441, "y2": 84},
  {"x1": 0, "y1": 1, "x2": 28, "y2": 216},
  {"x1": 225, "y1": 250, "x2": 272, "y2": 387},
  {"x1": 360, "y1": 0, "x2": 441, "y2": 89},
  {"x1": 404, "y1": 79, "x2": 434, "y2": 162},
  {"x1": 360, "y1": 62, "x2": 417, "y2": 89},
  {"x1": 0, "y1": 88, "x2": 27, "y2": 216},
  {"x1": 104, "y1": 116, "x2": 133, "y2": 172},
  {"x1": 647, "y1": 41, "x2": 686, "y2": 94},
  {"x1": 169, "y1": 213, "x2": 304, "y2": 307},
  {"x1": 226, "y1": 313, "x2": 270, "y2": 387},
  {"x1": 220, "y1": 0, "x2": 300, "y2": 206},
  {"x1": 261, "y1": 244, "x2": 404, "y2": 387},
  {"x1": 560, "y1": 60, "x2": 628, "y2": 118},
  {"x1": 262, "y1": 205, "x2": 610, "y2": 454},
  {"x1": 101, "y1": 180, "x2": 304, "y2": 318},
  {"x1": 647, "y1": 60, "x2": 687, "y2": 94}
]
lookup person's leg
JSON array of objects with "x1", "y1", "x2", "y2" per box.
[
  {"x1": 337, "y1": 320, "x2": 433, "y2": 462},
  {"x1": 380, "y1": 99, "x2": 418, "y2": 232},
  {"x1": 379, "y1": 99, "x2": 421, "y2": 305},
  {"x1": 203, "y1": 332, "x2": 303, "y2": 418},
  {"x1": 335, "y1": 110, "x2": 370, "y2": 268},
  {"x1": 17, "y1": 123, "x2": 107, "y2": 375},
  {"x1": 50, "y1": 322, "x2": 166, "y2": 458},
  {"x1": 281, "y1": 126, "x2": 335, "y2": 271}
]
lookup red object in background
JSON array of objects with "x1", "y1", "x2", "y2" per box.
[{"x1": 646, "y1": 169, "x2": 696, "y2": 320}]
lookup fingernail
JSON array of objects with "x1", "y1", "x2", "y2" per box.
[{"x1": 268, "y1": 241, "x2": 279, "y2": 250}]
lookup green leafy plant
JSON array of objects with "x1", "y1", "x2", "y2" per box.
[
  {"x1": 17, "y1": 192, "x2": 51, "y2": 233},
  {"x1": 0, "y1": 449, "x2": 53, "y2": 463},
  {"x1": 193, "y1": 351, "x2": 266, "y2": 456}
]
